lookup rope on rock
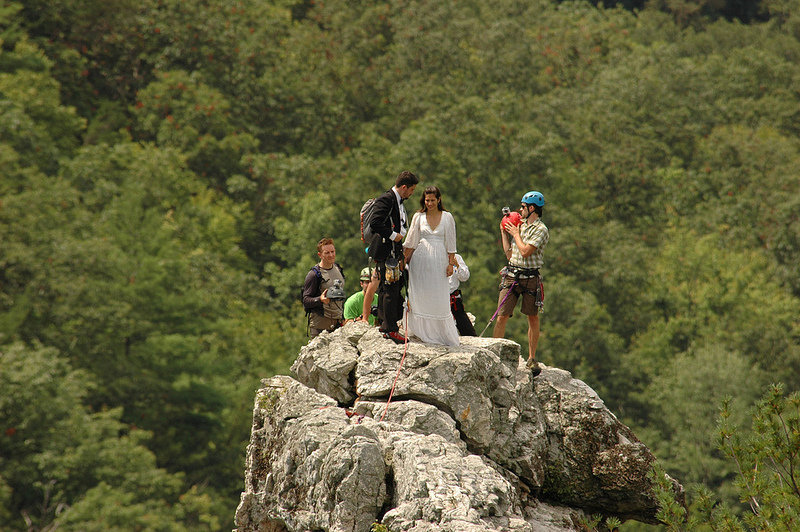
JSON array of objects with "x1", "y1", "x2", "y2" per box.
[{"x1": 380, "y1": 304, "x2": 410, "y2": 422}]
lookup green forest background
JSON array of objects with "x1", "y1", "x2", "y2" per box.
[{"x1": 2, "y1": 0, "x2": 800, "y2": 530}]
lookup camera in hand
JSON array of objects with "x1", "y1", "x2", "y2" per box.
[
  {"x1": 327, "y1": 279, "x2": 346, "y2": 300},
  {"x1": 500, "y1": 206, "x2": 522, "y2": 231}
]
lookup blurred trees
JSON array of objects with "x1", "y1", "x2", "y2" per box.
[
  {"x1": 2, "y1": 0, "x2": 800, "y2": 528},
  {"x1": 652, "y1": 384, "x2": 800, "y2": 530},
  {"x1": 0, "y1": 342, "x2": 222, "y2": 531}
]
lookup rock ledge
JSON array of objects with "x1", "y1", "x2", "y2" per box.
[{"x1": 235, "y1": 323, "x2": 683, "y2": 531}]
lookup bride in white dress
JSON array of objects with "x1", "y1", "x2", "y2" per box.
[{"x1": 403, "y1": 186, "x2": 460, "y2": 346}]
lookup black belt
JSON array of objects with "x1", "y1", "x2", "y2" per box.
[{"x1": 506, "y1": 265, "x2": 539, "y2": 278}]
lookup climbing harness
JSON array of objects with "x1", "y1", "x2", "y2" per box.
[
  {"x1": 479, "y1": 265, "x2": 543, "y2": 336},
  {"x1": 449, "y1": 289, "x2": 462, "y2": 313},
  {"x1": 505, "y1": 265, "x2": 539, "y2": 278}
]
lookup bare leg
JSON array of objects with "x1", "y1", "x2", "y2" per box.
[
  {"x1": 362, "y1": 276, "x2": 379, "y2": 322},
  {"x1": 526, "y1": 314, "x2": 540, "y2": 363},
  {"x1": 493, "y1": 315, "x2": 509, "y2": 338}
]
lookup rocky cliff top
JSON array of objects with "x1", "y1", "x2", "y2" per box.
[{"x1": 235, "y1": 322, "x2": 683, "y2": 531}]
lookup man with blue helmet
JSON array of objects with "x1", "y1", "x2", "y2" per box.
[{"x1": 494, "y1": 191, "x2": 549, "y2": 376}]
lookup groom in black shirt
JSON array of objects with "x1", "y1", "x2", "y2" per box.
[{"x1": 368, "y1": 170, "x2": 419, "y2": 344}]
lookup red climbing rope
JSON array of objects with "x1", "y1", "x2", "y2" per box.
[{"x1": 380, "y1": 306, "x2": 409, "y2": 422}]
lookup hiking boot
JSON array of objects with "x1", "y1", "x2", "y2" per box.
[
  {"x1": 526, "y1": 358, "x2": 542, "y2": 376},
  {"x1": 382, "y1": 331, "x2": 406, "y2": 344}
]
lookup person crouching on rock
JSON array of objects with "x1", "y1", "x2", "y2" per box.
[{"x1": 344, "y1": 267, "x2": 379, "y2": 325}]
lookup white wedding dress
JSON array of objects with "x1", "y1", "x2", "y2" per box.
[{"x1": 403, "y1": 211, "x2": 460, "y2": 346}]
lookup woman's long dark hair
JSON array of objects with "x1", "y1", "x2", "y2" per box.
[{"x1": 418, "y1": 186, "x2": 448, "y2": 212}]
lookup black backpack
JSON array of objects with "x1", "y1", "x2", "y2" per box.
[{"x1": 360, "y1": 197, "x2": 377, "y2": 244}]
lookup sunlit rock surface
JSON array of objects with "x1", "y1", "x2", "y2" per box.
[{"x1": 235, "y1": 322, "x2": 683, "y2": 531}]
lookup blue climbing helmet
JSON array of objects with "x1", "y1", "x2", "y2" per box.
[{"x1": 521, "y1": 191, "x2": 545, "y2": 207}]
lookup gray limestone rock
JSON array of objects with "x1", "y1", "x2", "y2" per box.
[
  {"x1": 530, "y1": 364, "x2": 668, "y2": 519},
  {"x1": 235, "y1": 375, "x2": 386, "y2": 532},
  {"x1": 352, "y1": 399, "x2": 464, "y2": 448},
  {"x1": 290, "y1": 324, "x2": 368, "y2": 404},
  {"x1": 236, "y1": 323, "x2": 684, "y2": 532}
]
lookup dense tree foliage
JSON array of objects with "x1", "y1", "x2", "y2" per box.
[{"x1": 2, "y1": 0, "x2": 800, "y2": 529}]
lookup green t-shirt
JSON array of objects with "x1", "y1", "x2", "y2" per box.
[{"x1": 343, "y1": 291, "x2": 379, "y2": 325}]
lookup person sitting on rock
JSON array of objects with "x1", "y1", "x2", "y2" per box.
[
  {"x1": 448, "y1": 253, "x2": 476, "y2": 336},
  {"x1": 344, "y1": 267, "x2": 379, "y2": 325}
]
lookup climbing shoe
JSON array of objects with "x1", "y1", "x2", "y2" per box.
[
  {"x1": 382, "y1": 331, "x2": 406, "y2": 344},
  {"x1": 526, "y1": 358, "x2": 542, "y2": 377}
]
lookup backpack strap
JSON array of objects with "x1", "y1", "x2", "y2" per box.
[
  {"x1": 304, "y1": 265, "x2": 323, "y2": 314},
  {"x1": 304, "y1": 265, "x2": 323, "y2": 337}
]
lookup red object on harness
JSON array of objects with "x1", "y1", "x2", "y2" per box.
[
  {"x1": 500, "y1": 211, "x2": 522, "y2": 231},
  {"x1": 450, "y1": 290, "x2": 460, "y2": 312}
]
